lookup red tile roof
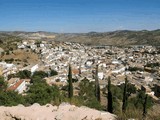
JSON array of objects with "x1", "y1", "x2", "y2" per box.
[
  {"x1": 72, "y1": 69, "x2": 79, "y2": 75},
  {"x1": 7, "y1": 80, "x2": 24, "y2": 91}
]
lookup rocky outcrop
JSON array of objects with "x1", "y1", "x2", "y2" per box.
[{"x1": 0, "y1": 103, "x2": 116, "y2": 120}]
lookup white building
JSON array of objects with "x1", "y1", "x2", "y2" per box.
[
  {"x1": 98, "y1": 72, "x2": 104, "y2": 80},
  {"x1": 112, "y1": 67, "x2": 126, "y2": 74},
  {"x1": 31, "y1": 64, "x2": 39, "y2": 73},
  {"x1": 7, "y1": 80, "x2": 26, "y2": 94}
]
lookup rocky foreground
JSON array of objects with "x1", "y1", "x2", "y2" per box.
[{"x1": 0, "y1": 103, "x2": 116, "y2": 120}]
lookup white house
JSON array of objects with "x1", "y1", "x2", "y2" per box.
[
  {"x1": 112, "y1": 60, "x2": 121, "y2": 64},
  {"x1": 7, "y1": 80, "x2": 26, "y2": 94},
  {"x1": 31, "y1": 64, "x2": 39, "y2": 73},
  {"x1": 98, "y1": 72, "x2": 104, "y2": 80},
  {"x1": 112, "y1": 67, "x2": 126, "y2": 74}
]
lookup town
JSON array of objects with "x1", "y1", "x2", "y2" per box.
[
  {"x1": 1, "y1": 0, "x2": 160, "y2": 119},
  {"x1": 0, "y1": 39, "x2": 160, "y2": 100}
]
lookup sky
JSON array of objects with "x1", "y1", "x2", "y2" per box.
[{"x1": 0, "y1": 0, "x2": 160, "y2": 33}]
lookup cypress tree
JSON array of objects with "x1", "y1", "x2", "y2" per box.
[
  {"x1": 95, "y1": 64, "x2": 101, "y2": 102},
  {"x1": 143, "y1": 94, "x2": 148, "y2": 117},
  {"x1": 68, "y1": 64, "x2": 73, "y2": 99},
  {"x1": 107, "y1": 76, "x2": 113, "y2": 113},
  {"x1": 122, "y1": 77, "x2": 128, "y2": 112}
]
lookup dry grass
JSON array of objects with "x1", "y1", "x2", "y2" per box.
[
  {"x1": 116, "y1": 108, "x2": 143, "y2": 120},
  {"x1": 2, "y1": 49, "x2": 39, "y2": 65},
  {"x1": 115, "y1": 104, "x2": 160, "y2": 120},
  {"x1": 146, "y1": 105, "x2": 160, "y2": 120}
]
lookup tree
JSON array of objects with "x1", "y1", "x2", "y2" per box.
[
  {"x1": 143, "y1": 94, "x2": 148, "y2": 117},
  {"x1": 32, "y1": 71, "x2": 48, "y2": 79},
  {"x1": 0, "y1": 76, "x2": 7, "y2": 91},
  {"x1": 107, "y1": 76, "x2": 113, "y2": 113},
  {"x1": 25, "y1": 82, "x2": 60, "y2": 105},
  {"x1": 129, "y1": 91, "x2": 153, "y2": 110},
  {"x1": 50, "y1": 69, "x2": 58, "y2": 76},
  {"x1": 31, "y1": 71, "x2": 48, "y2": 83},
  {"x1": 119, "y1": 82, "x2": 136, "y2": 96},
  {"x1": 79, "y1": 78, "x2": 95, "y2": 100},
  {"x1": 95, "y1": 64, "x2": 100, "y2": 102},
  {"x1": 79, "y1": 78, "x2": 102, "y2": 110},
  {"x1": 7, "y1": 70, "x2": 31, "y2": 80},
  {"x1": 17, "y1": 70, "x2": 31, "y2": 79},
  {"x1": 68, "y1": 64, "x2": 73, "y2": 99},
  {"x1": 31, "y1": 75, "x2": 45, "y2": 84},
  {"x1": 122, "y1": 77, "x2": 128, "y2": 112},
  {"x1": 0, "y1": 91, "x2": 25, "y2": 106}
]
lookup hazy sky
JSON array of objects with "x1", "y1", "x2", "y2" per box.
[{"x1": 0, "y1": 0, "x2": 160, "y2": 33}]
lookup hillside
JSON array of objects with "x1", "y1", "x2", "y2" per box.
[
  {"x1": 1, "y1": 49, "x2": 39, "y2": 66},
  {"x1": 54, "y1": 30, "x2": 160, "y2": 46},
  {"x1": 0, "y1": 30, "x2": 160, "y2": 46}
]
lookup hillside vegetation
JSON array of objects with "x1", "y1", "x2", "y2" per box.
[{"x1": 0, "y1": 33, "x2": 22, "y2": 51}]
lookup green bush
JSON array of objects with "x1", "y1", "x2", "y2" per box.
[
  {"x1": 0, "y1": 91, "x2": 25, "y2": 106},
  {"x1": 0, "y1": 76, "x2": 7, "y2": 91},
  {"x1": 25, "y1": 82, "x2": 60, "y2": 105},
  {"x1": 50, "y1": 69, "x2": 58, "y2": 76},
  {"x1": 129, "y1": 91, "x2": 153, "y2": 110},
  {"x1": 8, "y1": 70, "x2": 31, "y2": 79},
  {"x1": 78, "y1": 78, "x2": 102, "y2": 110},
  {"x1": 32, "y1": 71, "x2": 48, "y2": 78}
]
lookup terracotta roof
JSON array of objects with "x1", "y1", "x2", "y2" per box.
[
  {"x1": 8, "y1": 78, "x2": 20, "y2": 86},
  {"x1": 7, "y1": 80, "x2": 24, "y2": 91},
  {"x1": 72, "y1": 69, "x2": 79, "y2": 75}
]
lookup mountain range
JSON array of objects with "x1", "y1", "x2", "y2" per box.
[{"x1": 1, "y1": 29, "x2": 160, "y2": 46}]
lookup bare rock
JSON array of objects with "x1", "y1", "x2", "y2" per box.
[
  {"x1": 31, "y1": 103, "x2": 40, "y2": 107},
  {"x1": 0, "y1": 104, "x2": 117, "y2": 120},
  {"x1": 52, "y1": 106, "x2": 58, "y2": 112}
]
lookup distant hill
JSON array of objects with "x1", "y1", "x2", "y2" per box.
[
  {"x1": 54, "y1": 30, "x2": 160, "y2": 46},
  {"x1": 0, "y1": 30, "x2": 160, "y2": 46}
]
